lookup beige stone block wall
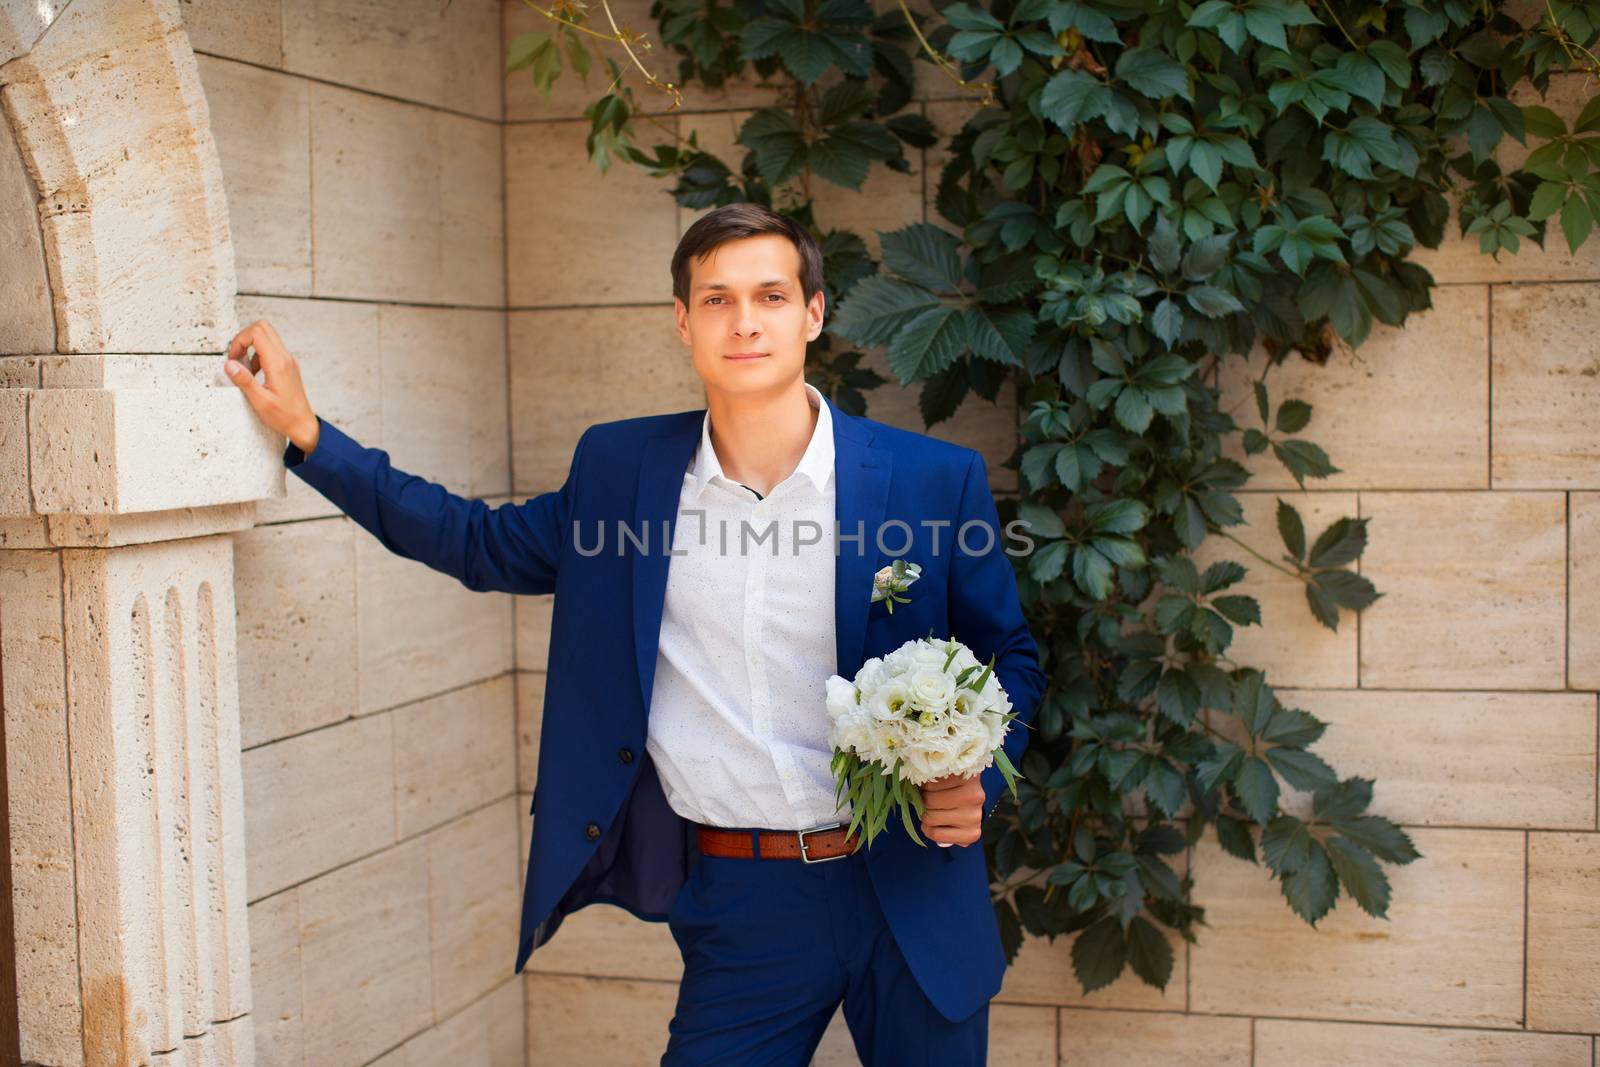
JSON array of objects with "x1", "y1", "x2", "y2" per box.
[{"x1": 178, "y1": 1, "x2": 530, "y2": 1064}]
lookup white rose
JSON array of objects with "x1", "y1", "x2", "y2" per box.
[
  {"x1": 981, "y1": 709, "x2": 1008, "y2": 750},
  {"x1": 949, "y1": 717, "x2": 996, "y2": 773},
  {"x1": 830, "y1": 708, "x2": 874, "y2": 755},
  {"x1": 854, "y1": 656, "x2": 888, "y2": 698},
  {"x1": 906, "y1": 667, "x2": 955, "y2": 712},
  {"x1": 824, "y1": 674, "x2": 858, "y2": 721}
]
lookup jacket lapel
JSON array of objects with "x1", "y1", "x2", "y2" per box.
[
  {"x1": 628, "y1": 396, "x2": 893, "y2": 720},
  {"x1": 631, "y1": 413, "x2": 702, "y2": 719},
  {"x1": 830, "y1": 398, "x2": 892, "y2": 679}
]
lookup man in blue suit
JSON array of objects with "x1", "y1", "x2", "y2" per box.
[{"x1": 225, "y1": 202, "x2": 1045, "y2": 1065}]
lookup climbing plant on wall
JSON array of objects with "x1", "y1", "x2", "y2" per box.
[{"x1": 507, "y1": 0, "x2": 1600, "y2": 992}]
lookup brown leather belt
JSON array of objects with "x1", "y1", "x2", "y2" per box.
[{"x1": 697, "y1": 821, "x2": 862, "y2": 862}]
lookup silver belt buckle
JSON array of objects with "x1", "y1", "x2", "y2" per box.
[{"x1": 797, "y1": 821, "x2": 849, "y2": 863}]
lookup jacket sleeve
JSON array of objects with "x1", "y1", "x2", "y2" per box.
[
  {"x1": 284, "y1": 416, "x2": 589, "y2": 596},
  {"x1": 947, "y1": 448, "x2": 1048, "y2": 821}
]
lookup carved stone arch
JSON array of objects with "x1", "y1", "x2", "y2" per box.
[{"x1": 1, "y1": 1, "x2": 278, "y2": 1063}]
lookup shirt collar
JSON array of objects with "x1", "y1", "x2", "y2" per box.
[{"x1": 690, "y1": 381, "x2": 834, "y2": 499}]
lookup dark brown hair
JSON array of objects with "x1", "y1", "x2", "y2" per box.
[{"x1": 670, "y1": 202, "x2": 826, "y2": 307}]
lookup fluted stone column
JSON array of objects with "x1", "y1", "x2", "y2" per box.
[{"x1": 1, "y1": 0, "x2": 280, "y2": 1062}]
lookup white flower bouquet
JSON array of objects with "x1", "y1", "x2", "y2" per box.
[{"x1": 825, "y1": 635, "x2": 1022, "y2": 849}]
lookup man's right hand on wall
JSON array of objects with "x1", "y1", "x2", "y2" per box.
[{"x1": 224, "y1": 319, "x2": 321, "y2": 455}]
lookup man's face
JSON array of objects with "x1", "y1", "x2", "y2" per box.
[{"x1": 674, "y1": 233, "x2": 825, "y2": 399}]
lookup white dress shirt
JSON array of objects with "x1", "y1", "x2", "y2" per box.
[{"x1": 644, "y1": 381, "x2": 852, "y2": 831}]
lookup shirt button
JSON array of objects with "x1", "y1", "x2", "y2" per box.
[
  {"x1": 618, "y1": 747, "x2": 633, "y2": 764},
  {"x1": 584, "y1": 822, "x2": 601, "y2": 841}
]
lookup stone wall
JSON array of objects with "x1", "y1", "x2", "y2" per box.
[{"x1": 177, "y1": 0, "x2": 526, "y2": 1064}]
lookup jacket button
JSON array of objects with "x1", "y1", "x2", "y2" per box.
[
  {"x1": 584, "y1": 822, "x2": 601, "y2": 840},
  {"x1": 618, "y1": 747, "x2": 633, "y2": 764}
]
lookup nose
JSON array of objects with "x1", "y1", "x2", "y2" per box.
[{"x1": 733, "y1": 299, "x2": 762, "y2": 338}]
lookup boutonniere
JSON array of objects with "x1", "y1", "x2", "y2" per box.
[{"x1": 870, "y1": 559, "x2": 922, "y2": 614}]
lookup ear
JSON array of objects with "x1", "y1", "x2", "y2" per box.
[
  {"x1": 674, "y1": 298, "x2": 691, "y2": 344},
  {"x1": 806, "y1": 289, "x2": 825, "y2": 341}
]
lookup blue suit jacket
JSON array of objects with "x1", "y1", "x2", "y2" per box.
[{"x1": 284, "y1": 393, "x2": 1046, "y2": 1022}]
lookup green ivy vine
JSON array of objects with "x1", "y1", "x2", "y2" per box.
[{"x1": 506, "y1": 0, "x2": 1600, "y2": 993}]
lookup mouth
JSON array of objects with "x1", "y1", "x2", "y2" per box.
[{"x1": 726, "y1": 352, "x2": 769, "y2": 361}]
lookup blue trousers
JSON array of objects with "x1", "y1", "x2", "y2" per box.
[{"x1": 660, "y1": 834, "x2": 990, "y2": 1066}]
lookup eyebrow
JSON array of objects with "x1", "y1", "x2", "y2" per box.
[{"x1": 693, "y1": 279, "x2": 792, "y2": 294}]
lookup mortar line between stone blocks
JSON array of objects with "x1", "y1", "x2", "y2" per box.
[
  {"x1": 308, "y1": 72, "x2": 316, "y2": 296},
  {"x1": 234, "y1": 291, "x2": 509, "y2": 314},
  {"x1": 1050, "y1": 1003, "x2": 1598, "y2": 1036},
  {"x1": 1522, "y1": 828, "x2": 1530, "y2": 1029},
  {"x1": 1566, "y1": 492, "x2": 1572, "y2": 692},
  {"x1": 240, "y1": 672, "x2": 505, "y2": 754},
  {"x1": 189, "y1": 51, "x2": 503, "y2": 128},
  {"x1": 1250, "y1": 1016, "x2": 1256, "y2": 1067},
  {"x1": 250, "y1": 792, "x2": 511, "y2": 908},
  {"x1": 368, "y1": 973, "x2": 511, "y2": 1065}
]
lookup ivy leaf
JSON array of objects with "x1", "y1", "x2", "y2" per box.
[
  {"x1": 1277, "y1": 498, "x2": 1306, "y2": 562},
  {"x1": 1263, "y1": 745, "x2": 1339, "y2": 793},
  {"x1": 1125, "y1": 916, "x2": 1174, "y2": 989},
  {"x1": 1018, "y1": 500, "x2": 1067, "y2": 539},
  {"x1": 881, "y1": 223, "x2": 966, "y2": 291},
  {"x1": 1200, "y1": 560, "x2": 1246, "y2": 593},
  {"x1": 886, "y1": 305, "x2": 967, "y2": 382},
  {"x1": 1325, "y1": 836, "x2": 1392, "y2": 918},
  {"x1": 1211, "y1": 594, "x2": 1260, "y2": 626},
  {"x1": 1279, "y1": 839, "x2": 1338, "y2": 925},
  {"x1": 1036, "y1": 68, "x2": 1113, "y2": 129},
  {"x1": 1116, "y1": 47, "x2": 1191, "y2": 101},
  {"x1": 737, "y1": 109, "x2": 810, "y2": 185},
  {"x1": 1307, "y1": 516, "x2": 1368, "y2": 568},
  {"x1": 1087, "y1": 498, "x2": 1150, "y2": 534},
  {"x1": 1215, "y1": 813, "x2": 1257, "y2": 861},
  {"x1": 1275, "y1": 399, "x2": 1312, "y2": 434},
  {"x1": 1261, "y1": 815, "x2": 1313, "y2": 874},
  {"x1": 1272, "y1": 439, "x2": 1339, "y2": 486},
  {"x1": 1113, "y1": 386, "x2": 1154, "y2": 433},
  {"x1": 1331, "y1": 815, "x2": 1420, "y2": 864},
  {"x1": 1314, "y1": 569, "x2": 1380, "y2": 611},
  {"x1": 964, "y1": 307, "x2": 1034, "y2": 366},
  {"x1": 1071, "y1": 916, "x2": 1128, "y2": 993},
  {"x1": 1231, "y1": 755, "x2": 1279, "y2": 825},
  {"x1": 1312, "y1": 777, "x2": 1374, "y2": 822},
  {"x1": 829, "y1": 276, "x2": 941, "y2": 347},
  {"x1": 1145, "y1": 759, "x2": 1189, "y2": 812},
  {"x1": 1305, "y1": 580, "x2": 1340, "y2": 630}
]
